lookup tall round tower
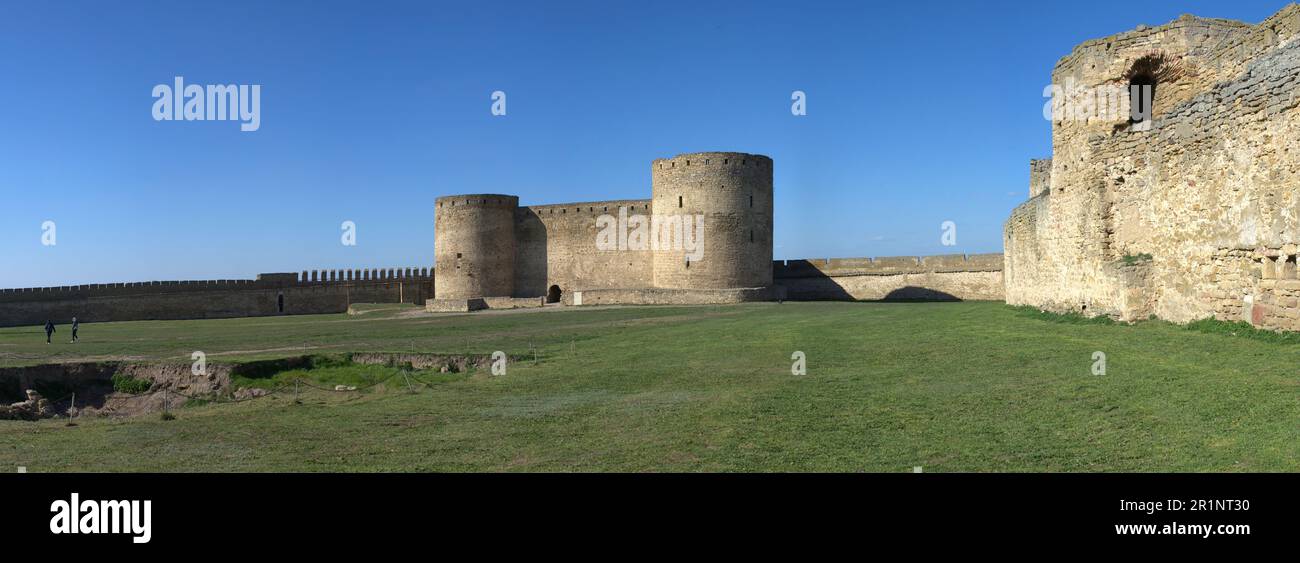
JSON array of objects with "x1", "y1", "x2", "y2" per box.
[
  {"x1": 651, "y1": 152, "x2": 773, "y2": 289},
  {"x1": 434, "y1": 194, "x2": 518, "y2": 299}
]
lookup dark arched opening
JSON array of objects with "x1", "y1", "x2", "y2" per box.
[
  {"x1": 1128, "y1": 72, "x2": 1155, "y2": 126},
  {"x1": 277, "y1": 293, "x2": 285, "y2": 313},
  {"x1": 547, "y1": 285, "x2": 562, "y2": 304},
  {"x1": 1124, "y1": 52, "x2": 1170, "y2": 128}
]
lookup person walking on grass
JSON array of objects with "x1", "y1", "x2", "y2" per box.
[
  {"x1": 43, "y1": 320, "x2": 55, "y2": 344},
  {"x1": 71, "y1": 317, "x2": 79, "y2": 343}
]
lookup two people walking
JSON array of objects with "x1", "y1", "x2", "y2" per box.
[{"x1": 43, "y1": 317, "x2": 79, "y2": 344}]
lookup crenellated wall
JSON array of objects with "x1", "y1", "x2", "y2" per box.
[{"x1": 0, "y1": 268, "x2": 432, "y2": 327}]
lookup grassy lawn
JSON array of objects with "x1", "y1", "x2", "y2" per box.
[{"x1": 0, "y1": 301, "x2": 1297, "y2": 472}]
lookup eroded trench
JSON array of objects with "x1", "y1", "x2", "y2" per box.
[{"x1": 0, "y1": 353, "x2": 503, "y2": 420}]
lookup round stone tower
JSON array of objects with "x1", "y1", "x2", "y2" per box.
[
  {"x1": 650, "y1": 151, "x2": 773, "y2": 289},
  {"x1": 434, "y1": 194, "x2": 518, "y2": 299}
]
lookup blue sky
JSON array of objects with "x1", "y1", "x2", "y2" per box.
[{"x1": 0, "y1": 0, "x2": 1287, "y2": 288}]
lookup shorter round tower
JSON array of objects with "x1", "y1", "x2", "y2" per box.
[{"x1": 434, "y1": 194, "x2": 518, "y2": 299}]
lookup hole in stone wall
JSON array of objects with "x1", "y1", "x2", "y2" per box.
[
  {"x1": 1128, "y1": 74, "x2": 1155, "y2": 125},
  {"x1": 547, "y1": 285, "x2": 561, "y2": 304},
  {"x1": 1122, "y1": 52, "x2": 1181, "y2": 128}
]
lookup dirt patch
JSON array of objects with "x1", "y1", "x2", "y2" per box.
[
  {"x1": 0, "y1": 361, "x2": 232, "y2": 419},
  {"x1": 349, "y1": 352, "x2": 507, "y2": 372},
  {"x1": 0, "y1": 352, "x2": 510, "y2": 419}
]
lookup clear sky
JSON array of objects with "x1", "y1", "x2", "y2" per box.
[{"x1": 0, "y1": 0, "x2": 1287, "y2": 288}]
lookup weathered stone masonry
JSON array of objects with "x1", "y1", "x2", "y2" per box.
[{"x1": 1005, "y1": 6, "x2": 1300, "y2": 331}]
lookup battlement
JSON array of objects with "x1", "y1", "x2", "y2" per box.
[
  {"x1": 0, "y1": 267, "x2": 434, "y2": 303},
  {"x1": 652, "y1": 151, "x2": 773, "y2": 171},
  {"x1": 773, "y1": 253, "x2": 1004, "y2": 278},
  {"x1": 0, "y1": 280, "x2": 258, "y2": 302},
  {"x1": 520, "y1": 199, "x2": 651, "y2": 217},
  {"x1": 434, "y1": 194, "x2": 518, "y2": 209},
  {"x1": 297, "y1": 267, "x2": 432, "y2": 284}
]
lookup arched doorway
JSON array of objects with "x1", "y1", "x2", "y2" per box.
[
  {"x1": 277, "y1": 293, "x2": 285, "y2": 313},
  {"x1": 547, "y1": 285, "x2": 562, "y2": 304}
]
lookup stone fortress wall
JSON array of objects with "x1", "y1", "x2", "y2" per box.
[
  {"x1": 1005, "y1": 5, "x2": 1300, "y2": 331},
  {"x1": 774, "y1": 254, "x2": 1004, "y2": 301},
  {"x1": 0, "y1": 269, "x2": 432, "y2": 328},
  {"x1": 430, "y1": 151, "x2": 1003, "y2": 310},
  {"x1": 515, "y1": 199, "x2": 655, "y2": 301},
  {"x1": 430, "y1": 152, "x2": 778, "y2": 309},
  {"x1": 0, "y1": 250, "x2": 1004, "y2": 325},
  {"x1": 2, "y1": 149, "x2": 1010, "y2": 325}
]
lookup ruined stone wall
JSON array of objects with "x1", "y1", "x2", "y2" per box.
[
  {"x1": 1029, "y1": 158, "x2": 1052, "y2": 198},
  {"x1": 1005, "y1": 6, "x2": 1300, "y2": 327},
  {"x1": 0, "y1": 269, "x2": 432, "y2": 327},
  {"x1": 514, "y1": 200, "x2": 653, "y2": 300},
  {"x1": 775, "y1": 254, "x2": 1004, "y2": 301}
]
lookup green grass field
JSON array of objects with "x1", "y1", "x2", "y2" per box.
[{"x1": 1, "y1": 302, "x2": 1297, "y2": 472}]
